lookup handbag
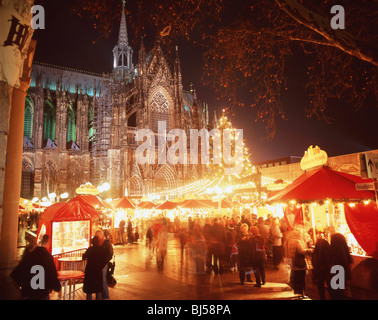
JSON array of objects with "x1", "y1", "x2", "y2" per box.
[{"x1": 294, "y1": 248, "x2": 306, "y2": 269}]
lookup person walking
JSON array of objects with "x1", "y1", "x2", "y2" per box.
[
  {"x1": 119, "y1": 218, "x2": 125, "y2": 244},
  {"x1": 82, "y1": 235, "x2": 108, "y2": 300},
  {"x1": 98, "y1": 229, "x2": 114, "y2": 300},
  {"x1": 227, "y1": 224, "x2": 238, "y2": 272},
  {"x1": 156, "y1": 224, "x2": 168, "y2": 272},
  {"x1": 270, "y1": 217, "x2": 283, "y2": 269},
  {"x1": 237, "y1": 224, "x2": 253, "y2": 284},
  {"x1": 211, "y1": 218, "x2": 227, "y2": 275},
  {"x1": 250, "y1": 226, "x2": 266, "y2": 287},
  {"x1": 10, "y1": 234, "x2": 61, "y2": 300},
  {"x1": 189, "y1": 225, "x2": 207, "y2": 274},
  {"x1": 312, "y1": 238, "x2": 331, "y2": 300},
  {"x1": 287, "y1": 227, "x2": 310, "y2": 299},
  {"x1": 127, "y1": 218, "x2": 133, "y2": 243},
  {"x1": 202, "y1": 218, "x2": 213, "y2": 273},
  {"x1": 328, "y1": 233, "x2": 353, "y2": 300}
]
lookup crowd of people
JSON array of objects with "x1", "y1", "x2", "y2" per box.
[
  {"x1": 11, "y1": 210, "x2": 356, "y2": 300},
  {"x1": 146, "y1": 213, "x2": 355, "y2": 299}
]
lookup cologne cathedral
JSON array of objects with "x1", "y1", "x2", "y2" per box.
[{"x1": 21, "y1": 6, "x2": 212, "y2": 200}]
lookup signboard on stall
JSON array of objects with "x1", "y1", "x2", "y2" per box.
[
  {"x1": 355, "y1": 182, "x2": 375, "y2": 191},
  {"x1": 300, "y1": 145, "x2": 328, "y2": 171}
]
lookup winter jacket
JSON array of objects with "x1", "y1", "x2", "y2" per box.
[
  {"x1": 82, "y1": 245, "x2": 108, "y2": 294},
  {"x1": 10, "y1": 246, "x2": 61, "y2": 299}
]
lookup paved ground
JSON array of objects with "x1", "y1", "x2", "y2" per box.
[{"x1": 70, "y1": 233, "x2": 298, "y2": 301}]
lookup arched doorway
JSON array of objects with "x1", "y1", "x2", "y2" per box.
[
  {"x1": 155, "y1": 165, "x2": 177, "y2": 194},
  {"x1": 129, "y1": 176, "x2": 143, "y2": 196}
]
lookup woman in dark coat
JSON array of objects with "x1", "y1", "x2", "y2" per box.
[
  {"x1": 83, "y1": 235, "x2": 108, "y2": 300},
  {"x1": 312, "y1": 238, "x2": 331, "y2": 300}
]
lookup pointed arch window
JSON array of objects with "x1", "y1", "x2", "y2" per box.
[
  {"x1": 67, "y1": 105, "x2": 76, "y2": 143},
  {"x1": 24, "y1": 96, "x2": 34, "y2": 140},
  {"x1": 150, "y1": 91, "x2": 169, "y2": 133},
  {"x1": 43, "y1": 100, "x2": 55, "y2": 143}
]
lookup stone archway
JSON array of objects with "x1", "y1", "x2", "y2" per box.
[
  {"x1": 129, "y1": 176, "x2": 143, "y2": 196},
  {"x1": 155, "y1": 165, "x2": 177, "y2": 193}
]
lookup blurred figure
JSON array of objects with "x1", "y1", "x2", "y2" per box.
[
  {"x1": 83, "y1": 235, "x2": 108, "y2": 300},
  {"x1": 202, "y1": 218, "x2": 213, "y2": 273},
  {"x1": 237, "y1": 224, "x2": 253, "y2": 285},
  {"x1": 10, "y1": 235, "x2": 61, "y2": 300},
  {"x1": 178, "y1": 223, "x2": 188, "y2": 256},
  {"x1": 250, "y1": 226, "x2": 266, "y2": 287},
  {"x1": 127, "y1": 218, "x2": 133, "y2": 243},
  {"x1": 118, "y1": 218, "x2": 125, "y2": 244},
  {"x1": 227, "y1": 224, "x2": 238, "y2": 272},
  {"x1": 211, "y1": 218, "x2": 227, "y2": 275},
  {"x1": 287, "y1": 227, "x2": 310, "y2": 299},
  {"x1": 190, "y1": 225, "x2": 207, "y2": 274},
  {"x1": 328, "y1": 233, "x2": 353, "y2": 300},
  {"x1": 156, "y1": 225, "x2": 168, "y2": 272},
  {"x1": 270, "y1": 217, "x2": 283, "y2": 269},
  {"x1": 312, "y1": 238, "x2": 331, "y2": 300}
]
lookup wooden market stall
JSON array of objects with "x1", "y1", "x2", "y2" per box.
[
  {"x1": 36, "y1": 197, "x2": 100, "y2": 257},
  {"x1": 265, "y1": 165, "x2": 378, "y2": 299},
  {"x1": 111, "y1": 197, "x2": 136, "y2": 243}
]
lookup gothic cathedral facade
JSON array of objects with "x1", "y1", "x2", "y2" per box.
[{"x1": 21, "y1": 7, "x2": 211, "y2": 200}]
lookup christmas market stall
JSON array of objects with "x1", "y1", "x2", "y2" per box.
[
  {"x1": 36, "y1": 197, "x2": 100, "y2": 260},
  {"x1": 112, "y1": 197, "x2": 136, "y2": 243},
  {"x1": 264, "y1": 153, "x2": 378, "y2": 299}
]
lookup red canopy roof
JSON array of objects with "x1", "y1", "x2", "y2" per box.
[
  {"x1": 268, "y1": 167, "x2": 375, "y2": 203},
  {"x1": 137, "y1": 201, "x2": 157, "y2": 209},
  {"x1": 179, "y1": 199, "x2": 213, "y2": 209},
  {"x1": 40, "y1": 198, "x2": 100, "y2": 222},
  {"x1": 114, "y1": 197, "x2": 135, "y2": 209},
  {"x1": 71, "y1": 195, "x2": 112, "y2": 209},
  {"x1": 156, "y1": 200, "x2": 179, "y2": 210}
]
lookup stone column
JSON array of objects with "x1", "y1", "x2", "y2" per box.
[{"x1": 0, "y1": 39, "x2": 36, "y2": 267}]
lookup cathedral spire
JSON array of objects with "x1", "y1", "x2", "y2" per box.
[
  {"x1": 118, "y1": 1, "x2": 129, "y2": 46},
  {"x1": 113, "y1": 0, "x2": 133, "y2": 82}
]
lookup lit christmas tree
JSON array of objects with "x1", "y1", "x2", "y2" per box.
[{"x1": 207, "y1": 110, "x2": 257, "y2": 182}]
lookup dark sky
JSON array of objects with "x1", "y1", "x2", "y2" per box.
[{"x1": 32, "y1": 0, "x2": 378, "y2": 163}]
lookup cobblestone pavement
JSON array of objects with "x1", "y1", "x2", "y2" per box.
[{"x1": 72, "y1": 233, "x2": 299, "y2": 301}]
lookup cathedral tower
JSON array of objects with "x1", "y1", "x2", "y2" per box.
[{"x1": 113, "y1": 2, "x2": 134, "y2": 82}]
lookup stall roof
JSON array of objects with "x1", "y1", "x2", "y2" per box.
[
  {"x1": 71, "y1": 195, "x2": 113, "y2": 209},
  {"x1": 114, "y1": 197, "x2": 135, "y2": 209},
  {"x1": 40, "y1": 198, "x2": 100, "y2": 222},
  {"x1": 137, "y1": 201, "x2": 157, "y2": 209},
  {"x1": 156, "y1": 200, "x2": 179, "y2": 210},
  {"x1": 178, "y1": 199, "x2": 213, "y2": 209},
  {"x1": 267, "y1": 166, "x2": 375, "y2": 203}
]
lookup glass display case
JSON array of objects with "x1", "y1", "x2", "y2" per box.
[{"x1": 51, "y1": 220, "x2": 90, "y2": 255}]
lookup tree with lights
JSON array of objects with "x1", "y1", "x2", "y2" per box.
[
  {"x1": 207, "y1": 110, "x2": 257, "y2": 183},
  {"x1": 73, "y1": 0, "x2": 377, "y2": 139}
]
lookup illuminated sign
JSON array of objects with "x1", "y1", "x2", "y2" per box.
[{"x1": 300, "y1": 145, "x2": 328, "y2": 171}]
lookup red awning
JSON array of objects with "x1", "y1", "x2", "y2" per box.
[
  {"x1": 156, "y1": 200, "x2": 179, "y2": 210},
  {"x1": 70, "y1": 195, "x2": 113, "y2": 209},
  {"x1": 179, "y1": 199, "x2": 213, "y2": 209},
  {"x1": 114, "y1": 197, "x2": 135, "y2": 209},
  {"x1": 344, "y1": 202, "x2": 378, "y2": 257},
  {"x1": 39, "y1": 198, "x2": 100, "y2": 222},
  {"x1": 137, "y1": 201, "x2": 157, "y2": 209},
  {"x1": 267, "y1": 167, "x2": 375, "y2": 203}
]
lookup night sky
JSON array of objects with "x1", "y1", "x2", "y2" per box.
[{"x1": 32, "y1": 0, "x2": 378, "y2": 163}]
